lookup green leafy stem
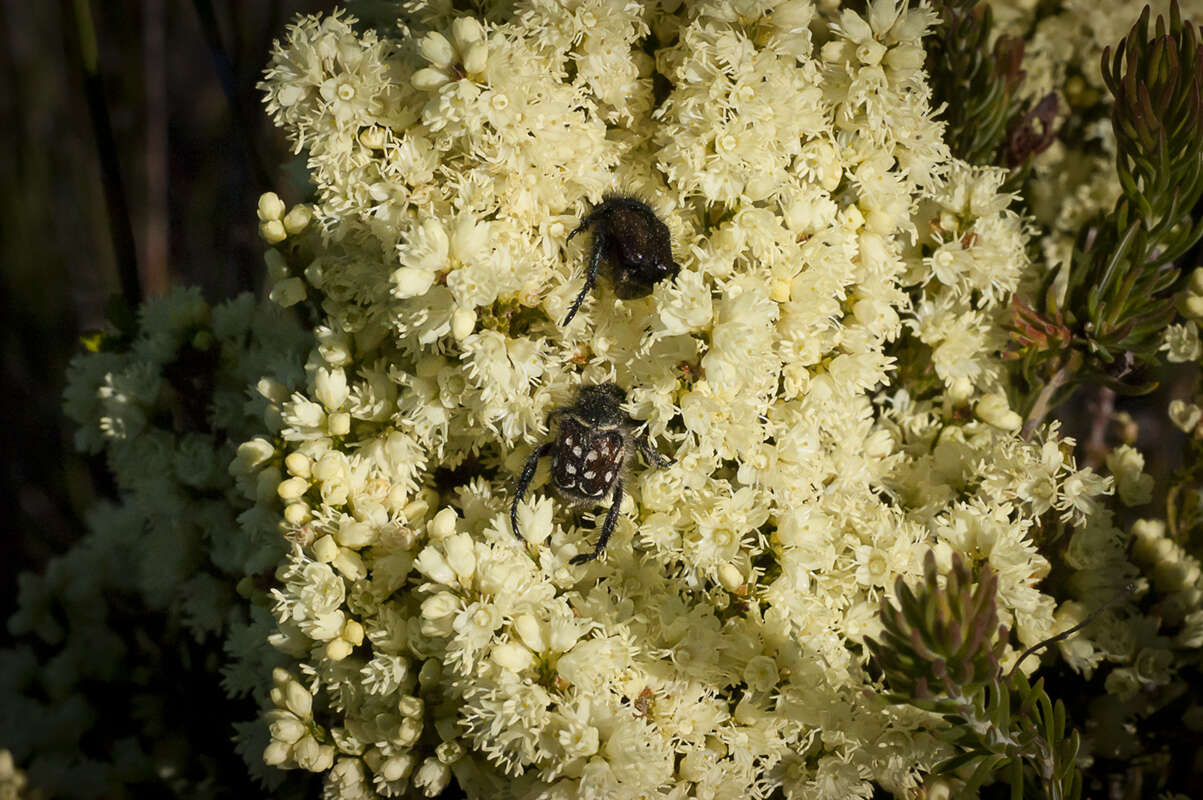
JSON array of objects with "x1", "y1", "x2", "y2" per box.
[
  {"x1": 867, "y1": 552, "x2": 1083, "y2": 800},
  {"x1": 1013, "y1": 1, "x2": 1203, "y2": 435}
]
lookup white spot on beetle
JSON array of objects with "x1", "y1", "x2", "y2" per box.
[
  {"x1": 566, "y1": 464, "x2": 577, "y2": 474},
  {"x1": 585, "y1": 451, "x2": 597, "y2": 462},
  {"x1": 584, "y1": 470, "x2": 595, "y2": 479},
  {"x1": 573, "y1": 446, "x2": 582, "y2": 456}
]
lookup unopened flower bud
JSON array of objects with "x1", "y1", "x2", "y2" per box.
[
  {"x1": 278, "y1": 476, "x2": 309, "y2": 501},
  {"x1": 975, "y1": 393, "x2": 1022, "y2": 431},
  {"x1": 232, "y1": 438, "x2": 275, "y2": 473},
  {"x1": 312, "y1": 534, "x2": 340, "y2": 563},
  {"x1": 856, "y1": 40, "x2": 886, "y2": 65},
  {"x1": 462, "y1": 41, "x2": 488, "y2": 74},
  {"x1": 419, "y1": 658, "x2": 442, "y2": 687},
  {"x1": 283, "y1": 204, "x2": 312, "y2": 235},
  {"x1": 451, "y1": 17, "x2": 484, "y2": 47},
  {"x1": 403, "y1": 498, "x2": 430, "y2": 524},
  {"x1": 326, "y1": 638, "x2": 354, "y2": 661},
  {"x1": 429, "y1": 507, "x2": 458, "y2": 540},
  {"x1": 257, "y1": 377, "x2": 290, "y2": 403},
  {"x1": 311, "y1": 453, "x2": 340, "y2": 482},
  {"x1": 443, "y1": 533, "x2": 476, "y2": 581},
  {"x1": 514, "y1": 614, "x2": 546, "y2": 652},
  {"x1": 398, "y1": 695, "x2": 424, "y2": 718},
  {"x1": 821, "y1": 40, "x2": 849, "y2": 63},
  {"x1": 1180, "y1": 292, "x2": 1203, "y2": 320},
  {"x1": 336, "y1": 519, "x2": 375, "y2": 548},
  {"x1": 269, "y1": 714, "x2": 306, "y2": 744},
  {"x1": 491, "y1": 642, "x2": 534, "y2": 672},
  {"x1": 315, "y1": 367, "x2": 349, "y2": 411},
  {"x1": 283, "y1": 681, "x2": 312, "y2": 718},
  {"x1": 414, "y1": 757, "x2": 451, "y2": 796},
  {"x1": 717, "y1": 562, "x2": 744, "y2": 593},
  {"x1": 328, "y1": 412, "x2": 351, "y2": 436},
  {"x1": 260, "y1": 219, "x2": 288, "y2": 244},
  {"x1": 284, "y1": 452, "x2": 310, "y2": 478},
  {"x1": 332, "y1": 548, "x2": 366, "y2": 580},
  {"x1": 392, "y1": 267, "x2": 435, "y2": 298},
  {"x1": 283, "y1": 502, "x2": 310, "y2": 525},
  {"x1": 258, "y1": 192, "x2": 286, "y2": 221},
  {"x1": 421, "y1": 592, "x2": 459, "y2": 621},
  {"x1": 263, "y1": 740, "x2": 292, "y2": 766},
  {"x1": 418, "y1": 32, "x2": 455, "y2": 68},
  {"x1": 380, "y1": 753, "x2": 414, "y2": 782},
  {"x1": 412, "y1": 68, "x2": 447, "y2": 91},
  {"x1": 386, "y1": 485, "x2": 409, "y2": 512},
  {"x1": 294, "y1": 736, "x2": 334, "y2": 772},
  {"x1": 397, "y1": 716, "x2": 423, "y2": 747},
  {"x1": 270, "y1": 276, "x2": 307, "y2": 307},
  {"x1": 264, "y1": 248, "x2": 289, "y2": 282},
  {"x1": 885, "y1": 43, "x2": 925, "y2": 71},
  {"x1": 451, "y1": 307, "x2": 477, "y2": 340}
]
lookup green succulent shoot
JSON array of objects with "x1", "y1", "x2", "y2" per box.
[
  {"x1": 868, "y1": 552, "x2": 1083, "y2": 800},
  {"x1": 1016, "y1": 0, "x2": 1203, "y2": 426}
]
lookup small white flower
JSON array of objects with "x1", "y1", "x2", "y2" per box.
[
  {"x1": 1170, "y1": 399, "x2": 1202, "y2": 432},
  {"x1": 1162, "y1": 322, "x2": 1202, "y2": 363}
]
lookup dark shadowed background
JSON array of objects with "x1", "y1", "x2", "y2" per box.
[{"x1": 0, "y1": 0, "x2": 331, "y2": 621}]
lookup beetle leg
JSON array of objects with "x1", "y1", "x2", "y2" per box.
[
  {"x1": 570, "y1": 477, "x2": 624, "y2": 565},
  {"x1": 562, "y1": 229, "x2": 607, "y2": 326},
  {"x1": 511, "y1": 442, "x2": 553, "y2": 541},
  {"x1": 566, "y1": 211, "x2": 597, "y2": 243},
  {"x1": 636, "y1": 434, "x2": 675, "y2": 468}
]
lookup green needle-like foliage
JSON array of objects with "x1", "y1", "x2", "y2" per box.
[
  {"x1": 926, "y1": 0, "x2": 1059, "y2": 171},
  {"x1": 1071, "y1": 2, "x2": 1203, "y2": 369},
  {"x1": 1019, "y1": 1, "x2": 1203, "y2": 408},
  {"x1": 926, "y1": 0, "x2": 1026, "y2": 165},
  {"x1": 868, "y1": 552, "x2": 1083, "y2": 800},
  {"x1": 871, "y1": 551, "x2": 1007, "y2": 711}
]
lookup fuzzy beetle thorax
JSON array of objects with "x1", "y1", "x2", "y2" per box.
[{"x1": 560, "y1": 195, "x2": 681, "y2": 326}]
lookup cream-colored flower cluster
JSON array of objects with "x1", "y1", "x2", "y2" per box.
[{"x1": 238, "y1": 2, "x2": 1183, "y2": 798}]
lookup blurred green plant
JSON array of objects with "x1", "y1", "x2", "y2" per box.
[
  {"x1": 1012, "y1": 1, "x2": 1203, "y2": 435},
  {"x1": 867, "y1": 552, "x2": 1083, "y2": 800}
]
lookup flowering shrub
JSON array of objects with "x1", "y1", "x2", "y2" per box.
[
  {"x1": 7, "y1": 1, "x2": 1203, "y2": 798},
  {"x1": 1, "y1": 290, "x2": 313, "y2": 796}
]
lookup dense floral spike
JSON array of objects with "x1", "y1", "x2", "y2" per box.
[
  {"x1": 240, "y1": 3, "x2": 1197, "y2": 796},
  {"x1": 3, "y1": 289, "x2": 314, "y2": 798}
]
